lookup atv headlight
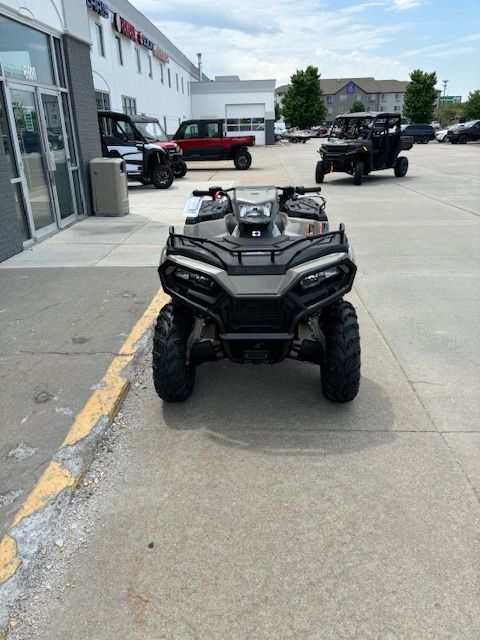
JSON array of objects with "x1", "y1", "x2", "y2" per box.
[
  {"x1": 300, "y1": 266, "x2": 340, "y2": 290},
  {"x1": 174, "y1": 268, "x2": 214, "y2": 291},
  {"x1": 239, "y1": 202, "x2": 272, "y2": 220}
]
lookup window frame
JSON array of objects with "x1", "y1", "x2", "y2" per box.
[{"x1": 95, "y1": 23, "x2": 105, "y2": 58}]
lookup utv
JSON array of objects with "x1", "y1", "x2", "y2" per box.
[
  {"x1": 98, "y1": 110, "x2": 184, "y2": 189},
  {"x1": 153, "y1": 185, "x2": 360, "y2": 403},
  {"x1": 315, "y1": 112, "x2": 413, "y2": 186}
]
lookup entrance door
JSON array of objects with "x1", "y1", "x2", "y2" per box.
[
  {"x1": 39, "y1": 91, "x2": 76, "y2": 225},
  {"x1": 8, "y1": 86, "x2": 57, "y2": 237},
  {"x1": 7, "y1": 85, "x2": 77, "y2": 238}
]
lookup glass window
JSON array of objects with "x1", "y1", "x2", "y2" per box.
[
  {"x1": 160, "y1": 64, "x2": 164, "y2": 84},
  {"x1": 183, "y1": 123, "x2": 199, "y2": 139},
  {"x1": 339, "y1": 95, "x2": 347, "y2": 103},
  {"x1": 115, "y1": 36, "x2": 123, "y2": 66},
  {"x1": 53, "y1": 38, "x2": 66, "y2": 88},
  {"x1": 176, "y1": 73, "x2": 179, "y2": 91},
  {"x1": 206, "y1": 122, "x2": 221, "y2": 137},
  {"x1": 168, "y1": 68, "x2": 171, "y2": 88},
  {"x1": 380, "y1": 94, "x2": 385, "y2": 101},
  {"x1": 95, "y1": 91, "x2": 110, "y2": 110},
  {"x1": 135, "y1": 49, "x2": 141, "y2": 74},
  {"x1": 95, "y1": 23, "x2": 105, "y2": 57},
  {"x1": 0, "y1": 15, "x2": 54, "y2": 84},
  {"x1": 148, "y1": 56, "x2": 152, "y2": 78},
  {"x1": 181, "y1": 77, "x2": 184, "y2": 93},
  {"x1": 325, "y1": 95, "x2": 333, "y2": 103},
  {"x1": 338, "y1": 106, "x2": 347, "y2": 113},
  {"x1": 0, "y1": 86, "x2": 18, "y2": 178},
  {"x1": 368, "y1": 94, "x2": 376, "y2": 102},
  {"x1": 122, "y1": 96, "x2": 137, "y2": 116}
]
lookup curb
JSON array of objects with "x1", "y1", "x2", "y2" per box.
[{"x1": 0, "y1": 289, "x2": 169, "y2": 635}]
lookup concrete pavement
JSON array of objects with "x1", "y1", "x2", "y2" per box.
[{"x1": 2, "y1": 141, "x2": 480, "y2": 638}]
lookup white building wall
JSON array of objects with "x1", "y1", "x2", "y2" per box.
[
  {"x1": 87, "y1": 2, "x2": 197, "y2": 133},
  {"x1": 192, "y1": 90, "x2": 275, "y2": 120}
]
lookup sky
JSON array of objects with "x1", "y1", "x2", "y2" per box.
[{"x1": 134, "y1": 0, "x2": 480, "y2": 100}]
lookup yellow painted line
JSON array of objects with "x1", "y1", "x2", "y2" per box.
[
  {"x1": 0, "y1": 536, "x2": 20, "y2": 583},
  {"x1": 12, "y1": 461, "x2": 75, "y2": 527},
  {"x1": 0, "y1": 287, "x2": 169, "y2": 585}
]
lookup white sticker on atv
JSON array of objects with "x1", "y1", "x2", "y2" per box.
[{"x1": 183, "y1": 196, "x2": 203, "y2": 218}]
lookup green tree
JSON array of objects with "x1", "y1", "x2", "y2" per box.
[
  {"x1": 463, "y1": 90, "x2": 480, "y2": 120},
  {"x1": 403, "y1": 69, "x2": 438, "y2": 123},
  {"x1": 274, "y1": 103, "x2": 282, "y2": 121},
  {"x1": 438, "y1": 102, "x2": 463, "y2": 127},
  {"x1": 351, "y1": 100, "x2": 366, "y2": 112},
  {"x1": 281, "y1": 66, "x2": 326, "y2": 128}
]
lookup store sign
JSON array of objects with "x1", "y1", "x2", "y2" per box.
[
  {"x1": 153, "y1": 47, "x2": 169, "y2": 63},
  {"x1": 113, "y1": 13, "x2": 155, "y2": 51},
  {"x1": 440, "y1": 96, "x2": 462, "y2": 104},
  {"x1": 347, "y1": 82, "x2": 356, "y2": 94},
  {"x1": 86, "y1": 0, "x2": 110, "y2": 19}
]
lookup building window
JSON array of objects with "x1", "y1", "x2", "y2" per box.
[
  {"x1": 338, "y1": 106, "x2": 347, "y2": 113},
  {"x1": 226, "y1": 117, "x2": 264, "y2": 132},
  {"x1": 327, "y1": 106, "x2": 333, "y2": 115},
  {"x1": 160, "y1": 64, "x2": 164, "y2": 84},
  {"x1": 176, "y1": 73, "x2": 179, "y2": 91},
  {"x1": 135, "y1": 49, "x2": 141, "y2": 74},
  {"x1": 168, "y1": 68, "x2": 171, "y2": 87},
  {"x1": 187, "y1": 82, "x2": 190, "y2": 96},
  {"x1": 394, "y1": 105, "x2": 401, "y2": 112},
  {"x1": 115, "y1": 36, "x2": 123, "y2": 66},
  {"x1": 95, "y1": 23, "x2": 105, "y2": 57},
  {"x1": 339, "y1": 94, "x2": 347, "y2": 103},
  {"x1": 395, "y1": 93, "x2": 401, "y2": 101},
  {"x1": 122, "y1": 95, "x2": 137, "y2": 116},
  {"x1": 181, "y1": 77, "x2": 184, "y2": 94},
  {"x1": 148, "y1": 56, "x2": 153, "y2": 78},
  {"x1": 379, "y1": 105, "x2": 385, "y2": 112},
  {"x1": 95, "y1": 91, "x2": 110, "y2": 110},
  {"x1": 325, "y1": 95, "x2": 333, "y2": 103},
  {"x1": 368, "y1": 94, "x2": 376, "y2": 102},
  {"x1": 366, "y1": 106, "x2": 371, "y2": 112},
  {"x1": 380, "y1": 94, "x2": 385, "y2": 101}
]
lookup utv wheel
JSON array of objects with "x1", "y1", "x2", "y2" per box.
[
  {"x1": 394, "y1": 156, "x2": 408, "y2": 177},
  {"x1": 152, "y1": 303, "x2": 195, "y2": 402},
  {"x1": 315, "y1": 161, "x2": 325, "y2": 184},
  {"x1": 321, "y1": 300, "x2": 361, "y2": 403},
  {"x1": 172, "y1": 159, "x2": 187, "y2": 178},
  {"x1": 151, "y1": 164, "x2": 174, "y2": 189},
  {"x1": 458, "y1": 134, "x2": 468, "y2": 144},
  {"x1": 233, "y1": 150, "x2": 252, "y2": 170},
  {"x1": 353, "y1": 160, "x2": 364, "y2": 185}
]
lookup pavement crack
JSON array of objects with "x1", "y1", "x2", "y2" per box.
[
  {"x1": 12, "y1": 350, "x2": 134, "y2": 357},
  {"x1": 397, "y1": 184, "x2": 480, "y2": 218}
]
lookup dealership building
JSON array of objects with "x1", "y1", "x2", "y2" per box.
[{"x1": 0, "y1": 0, "x2": 276, "y2": 262}]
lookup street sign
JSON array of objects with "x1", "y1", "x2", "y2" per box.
[{"x1": 440, "y1": 96, "x2": 462, "y2": 103}]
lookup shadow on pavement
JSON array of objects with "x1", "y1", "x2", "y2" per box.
[{"x1": 162, "y1": 360, "x2": 396, "y2": 456}]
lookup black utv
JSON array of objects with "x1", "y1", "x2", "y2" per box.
[{"x1": 315, "y1": 112, "x2": 413, "y2": 185}]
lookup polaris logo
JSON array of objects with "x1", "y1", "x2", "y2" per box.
[{"x1": 252, "y1": 230, "x2": 261, "y2": 237}]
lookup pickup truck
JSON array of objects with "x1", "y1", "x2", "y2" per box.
[{"x1": 171, "y1": 119, "x2": 254, "y2": 169}]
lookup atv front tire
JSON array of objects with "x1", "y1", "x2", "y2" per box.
[
  {"x1": 172, "y1": 159, "x2": 187, "y2": 178},
  {"x1": 151, "y1": 164, "x2": 174, "y2": 189},
  {"x1": 233, "y1": 150, "x2": 252, "y2": 170},
  {"x1": 394, "y1": 156, "x2": 408, "y2": 177},
  {"x1": 315, "y1": 161, "x2": 325, "y2": 184},
  {"x1": 152, "y1": 303, "x2": 195, "y2": 402},
  {"x1": 321, "y1": 300, "x2": 360, "y2": 403},
  {"x1": 354, "y1": 160, "x2": 364, "y2": 186}
]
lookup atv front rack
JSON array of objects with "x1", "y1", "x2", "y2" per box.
[{"x1": 166, "y1": 227, "x2": 349, "y2": 276}]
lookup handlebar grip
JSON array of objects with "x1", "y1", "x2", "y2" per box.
[
  {"x1": 191, "y1": 190, "x2": 211, "y2": 197},
  {"x1": 296, "y1": 186, "x2": 322, "y2": 194}
]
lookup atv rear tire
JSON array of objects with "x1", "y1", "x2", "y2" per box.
[
  {"x1": 321, "y1": 300, "x2": 360, "y2": 403},
  {"x1": 152, "y1": 303, "x2": 195, "y2": 402},
  {"x1": 315, "y1": 161, "x2": 325, "y2": 184},
  {"x1": 172, "y1": 159, "x2": 187, "y2": 178},
  {"x1": 354, "y1": 160, "x2": 364, "y2": 185},
  {"x1": 233, "y1": 150, "x2": 252, "y2": 170},
  {"x1": 394, "y1": 156, "x2": 408, "y2": 177},
  {"x1": 151, "y1": 164, "x2": 174, "y2": 189}
]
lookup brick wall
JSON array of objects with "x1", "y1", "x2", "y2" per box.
[
  {"x1": 62, "y1": 36, "x2": 102, "y2": 215},
  {"x1": 0, "y1": 142, "x2": 23, "y2": 262}
]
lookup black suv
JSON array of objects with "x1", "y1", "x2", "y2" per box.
[
  {"x1": 449, "y1": 120, "x2": 480, "y2": 144},
  {"x1": 401, "y1": 124, "x2": 435, "y2": 144}
]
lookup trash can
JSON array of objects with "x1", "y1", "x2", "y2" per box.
[{"x1": 90, "y1": 158, "x2": 129, "y2": 216}]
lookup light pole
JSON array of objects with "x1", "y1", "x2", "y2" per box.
[{"x1": 441, "y1": 79, "x2": 448, "y2": 124}]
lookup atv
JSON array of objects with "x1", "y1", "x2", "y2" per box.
[
  {"x1": 315, "y1": 112, "x2": 413, "y2": 186},
  {"x1": 152, "y1": 185, "x2": 360, "y2": 403}
]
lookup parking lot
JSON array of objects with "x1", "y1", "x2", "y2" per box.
[{"x1": 5, "y1": 140, "x2": 480, "y2": 639}]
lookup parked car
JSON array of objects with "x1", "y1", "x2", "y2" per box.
[
  {"x1": 400, "y1": 123, "x2": 435, "y2": 144},
  {"x1": 448, "y1": 120, "x2": 480, "y2": 144},
  {"x1": 274, "y1": 121, "x2": 286, "y2": 140},
  {"x1": 98, "y1": 110, "x2": 179, "y2": 188},
  {"x1": 435, "y1": 122, "x2": 466, "y2": 143},
  {"x1": 171, "y1": 119, "x2": 254, "y2": 169}
]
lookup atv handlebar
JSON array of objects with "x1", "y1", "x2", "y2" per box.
[{"x1": 192, "y1": 186, "x2": 322, "y2": 199}]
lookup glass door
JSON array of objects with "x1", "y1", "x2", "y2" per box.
[
  {"x1": 8, "y1": 86, "x2": 57, "y2": 237},
  {"x1": 39, "y1": 90, "x2": 76, "y2": 226}
]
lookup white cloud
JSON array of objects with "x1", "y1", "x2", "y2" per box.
[
  {"x1": 392, "y1": 0, "x2": 422, "y2": 9},
  {"x1": 463, "y1": 34, "x2": 480, "y2": 42}
]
